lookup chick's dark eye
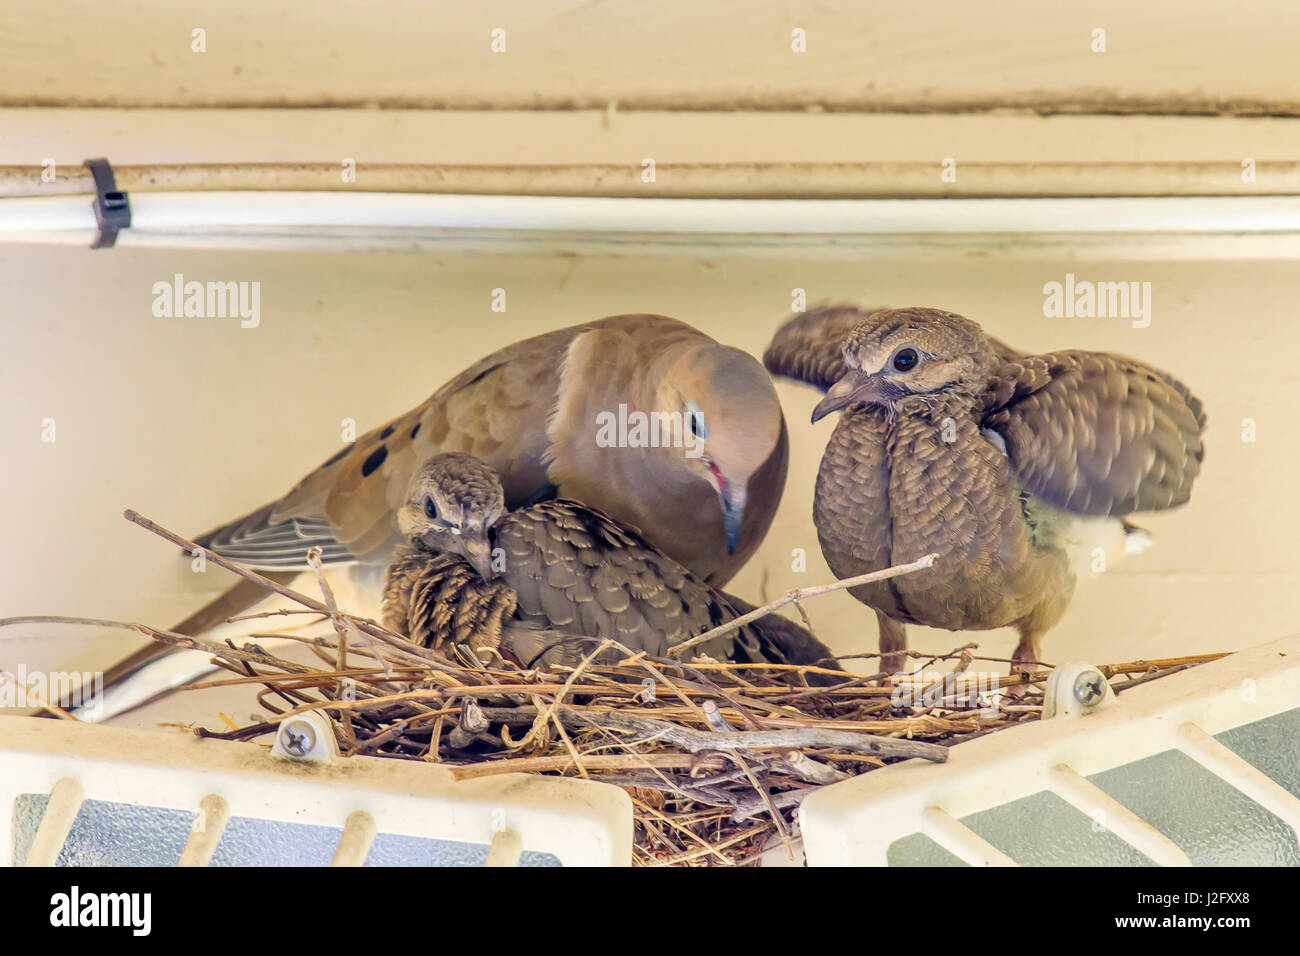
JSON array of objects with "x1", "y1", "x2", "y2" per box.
[
  {"x1": 423, "y1": 496, "x2": 438, "y2": 520},
  {"x1": 892, "y1": 348, "x2": 919, "y2": 372}
]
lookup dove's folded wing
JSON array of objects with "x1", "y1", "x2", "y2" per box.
[
  {"x1": 981, "y1": 350, "x2": 1207, "y2": 517},
  {"x1": 494, "y1": 500, "x2": 719, "y2": 659},
  {"x1": 195, "y1": 329, "x2": 573, "y2": 569},
  {"x1": 495, "y1": 499, "x2": 840, "y2": 671}
]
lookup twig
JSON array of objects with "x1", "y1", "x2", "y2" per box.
[
  {"x1": 483, "y1": 706, "x2": 950, "y2": 762},
  {"x1": 120, "y1": 509, "x2": 471, "y2": 677},
  {"x1": 449, "y1": 752, "x2": 699, "y2": 780},
  {"x1": 668, "y1": 552, "x2": 939, "y2": 657}
]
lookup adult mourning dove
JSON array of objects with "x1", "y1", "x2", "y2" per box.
[
  {"x1": 199, "y1": 313, "x2": 786, "y2": 585},
  {"x1": 764, "y1": 305, "x2": 1207, "y2": 672},
  {"x1": 381, "y1": 453, "x2": 838, "y2": 672},
  {"x1": 88, "y1": 314, "x2": 790, "y2": 712}
]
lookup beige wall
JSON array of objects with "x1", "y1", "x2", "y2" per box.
[
  {"x1": 3, "y1": 1, "x2": 1299, "y2": 114},
  {"x1": 1, "y1": 239, "x2": 1293, "y2": 708}
]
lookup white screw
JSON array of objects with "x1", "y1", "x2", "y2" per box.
[{"x1": 1073, "y1": 670, "x2": 1107, "y2": 706}]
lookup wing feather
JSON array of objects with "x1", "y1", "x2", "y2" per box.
[{"x1": 982, "y1": 350, "x2": 1207, "y2": 517}]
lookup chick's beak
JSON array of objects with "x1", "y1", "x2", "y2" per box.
[
  {"x1": 462, "y1": 529, "x2": 495, "y2": 580},
  {"x1": 811, "y1": 368, "x2": 880, "y2": 423}
]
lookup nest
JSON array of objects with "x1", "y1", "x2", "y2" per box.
[
  {"x1": 180, "y1": 644, "x2": 1218, "y2": 866},
  {"x1": 7, "y1": 510, "x2": 1227, "y2": 866}
]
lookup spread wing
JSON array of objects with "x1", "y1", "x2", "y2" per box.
[
  {"x1": 981, "y1": 350, "x2": 1207, "y2": 516},
  {"x1": 763, "y1": 304, "x2": 888, "y2": 390}
]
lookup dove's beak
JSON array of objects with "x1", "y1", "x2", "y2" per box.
[
  {"x1": 706, "y1": 459, "x2": 745, "y2": 555},
  {"x1": 721, "y1": 489, "x2": 744, "y2": 555},
  {"x1": 812, "y1": 369, "x2": 883, "y2": 423},
  {"x1": 462, "y1": 529, "x2": 495, "y2": 580}
]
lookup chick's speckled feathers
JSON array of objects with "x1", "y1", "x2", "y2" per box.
[{"x1": 383, "y1": 453, "x2": 837, "y2": 672}]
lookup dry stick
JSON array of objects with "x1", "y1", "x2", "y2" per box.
[
  {"x1": 533, "y1": 691, "x2": 587, "y2": 779},
  {"x1": 583, "y1": 651, "x2": 771, "y2": 813},
  {"x1": 723, "y1": 748, "x2": 790, "y2": 843},
  {"x1": 657, "y1": 822, "x2": 773, "y2": 867},
  {"x1": 183, "y1": 666, "x2": 426, "y2": 689},
  {"x1": 668, "y1": 552, "x2": 940, "y2": 657},
  {"x1": 731, "y1": 786, "x2": 813, "y2": 823},
  {"x1": 631, "y1": 796, "x2": 733, "y2": 867},
  {"x1": 514, "y1": 639, "x2": 614, "y2": 769},
  {"x1": 658, "y1": 665, "x2": 767, "y2": 730},
  {"x1": 449, "y1": 752, "x2": 700, "y2": 780},
  {"x1": 229, "y1": 652, "x2": 303, "y2": 715},
  {"x1": 781, "y1": 750, "x2": 851, "y2": 785},
  {"x1": 0, "y1": 663, "x2": 80, "y2": 721},
  {"x1": 1109, "y1": 663, "x2": 1196, "y2": 694},
  {"x1": 120, "y1": 509, "x2": 469, "y2": 678},
  {"x1": 306, "y1": 546, "x2": 393, "y2": 684},
  {"x1": 305, "y1": 547, "x2": 359, "y2": 751},
  {"x1": 476, "y1": 706, "x2": 949, "y2": 762},
  {"x1": 696, "y1": 703, "x2": 788, "y2": 841},
  {"x1": 225, "y1": 609, "x2": 329, "y2": 623},
  {"x1": 1, "y1": 615, "x2": 317, "y2": 675}
]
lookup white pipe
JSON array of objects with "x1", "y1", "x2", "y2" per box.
[{"x1": 3, "y1": 192, "x2": 1300, "y2": 248}]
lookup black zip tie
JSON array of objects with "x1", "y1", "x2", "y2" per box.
[{"x1": 83, "y1": 158, "x2": 131, "y2": 249}]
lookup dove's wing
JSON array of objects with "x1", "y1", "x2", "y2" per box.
[
  {"x1": 495, "y1": 499, "x2": 839, "y2": 669},
  {"x1": 195, "y1": 325, "x2": 580, "y2": 569},
  {"x1": 981, "y1": 350, "x2": 1207, "y2": 517},
  {"x1": 494, "y1": 499, "x2": 718, "y2": 658},
  {"x1": 493, "y1": 498, "x2": 837, "y2": 668},
  {"x1": 762, "y1": 304, "x2": 887, "y2": 390}
]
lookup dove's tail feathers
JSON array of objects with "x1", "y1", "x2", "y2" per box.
[
  {"x1": 55, "y1": 572, "x2": 303, "y2": 715},
  {"x1": 192, "y1": 503, "x2": 354, "y2": 570},
  {"x1": 1122, "y1": 518, "x2": 1156, "y2": 555}
]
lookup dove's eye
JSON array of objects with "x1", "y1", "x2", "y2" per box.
[
  {"x1": 423, "y1": 496, "x2": 439, "y2": 520},
  {"x1": 892, "y1": 348, "x2": 919, "y2": 372},
  {"x1": 685, "y1": 401, "x2": 708, "y2": 440}
]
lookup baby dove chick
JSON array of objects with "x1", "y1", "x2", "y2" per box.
[
  {"x1": 382, "y1": 453, "x2": 837, "y2": 672},
  {"x1": 765, "y1": 306, "x2": 1207, "y2": 673}
]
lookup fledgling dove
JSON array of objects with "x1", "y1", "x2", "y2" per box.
[
  {"x1": 764, "y1": 305, "x2": 1207, "y2": 673},
  {"x1": 382, "y1": 453, "x2": 838, "y2": 672}
]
